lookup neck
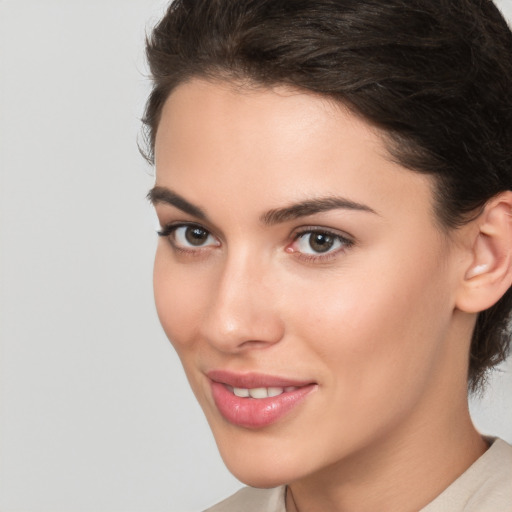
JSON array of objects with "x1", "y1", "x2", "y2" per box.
[
  {"x1": 286, "y1": 317, "x2": 487, "y2": 512},
  {"x1": 287, "y1": 408, "x2": 486, "y2": 512}
]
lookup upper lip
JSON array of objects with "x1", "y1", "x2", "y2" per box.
[{"x1": 207, "y1": 369, "x2": 315, "y2": 389}]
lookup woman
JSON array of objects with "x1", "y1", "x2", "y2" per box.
[{"x1": 142, "y1": 1, "x2": 512, "y2": 510}]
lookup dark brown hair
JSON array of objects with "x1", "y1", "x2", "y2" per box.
[{"x1": 142, "y1": 0, "x2": 512, "y2": 392}]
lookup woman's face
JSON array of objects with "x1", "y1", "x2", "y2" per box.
[{"x1": 152, "y1": 79, "x2": 469, "y2": 486}]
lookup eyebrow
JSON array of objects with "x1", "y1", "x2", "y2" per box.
[
  {"x1": 147, "y1": 186, "x2": 377, "y2": 225},
  {"x1": 147, "y1": 186, "x2": 208, "y2": 220},
  {"x1": 261, "y1": 197, "x2": 377, "y2": 225}
]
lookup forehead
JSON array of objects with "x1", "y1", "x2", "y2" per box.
[
  {"x1": 155, "y1": 78, "x2": 378, "y2": 161},
  {"x1": 154, "y1": 78, "x2": 437, "y2": 226}
]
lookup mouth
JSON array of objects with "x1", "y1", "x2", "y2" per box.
[
  {"x1": 226, "y1": 385, "x2": 302, "y2": 398},
  {"x1": 207, "y1": 370, "x2": 317, "y2": 429}
]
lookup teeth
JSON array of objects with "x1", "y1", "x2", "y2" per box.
[
  {"x1": 229, "y1": 386, "x2": 299, "y2": 398},
  {"x1": 249, "y1": 387, "x2": 269, "y2": 399},
  {"x1": 233, "y1": 387, "x2": 250, "y2": 397},
  {"x1": 268, "y1": 387, "x2": 285, "y2": 397}
]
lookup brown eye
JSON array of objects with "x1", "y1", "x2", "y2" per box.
[
  {"x1": 292, "y1": 229, "x2": 352, "y2": 257},
  {"x1": 169, "y1": 225, "x2": 219, "y2": 249},
  {"x1": 308, "y1": 233, "x2": 335, "y2": 253},
  {"x1": 184, "y1": 226, "x2": 210, "y2": 246}
]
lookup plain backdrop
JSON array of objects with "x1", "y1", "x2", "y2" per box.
[{"x1": 0, "y1": 1, "x2": 511, "y2": 511}]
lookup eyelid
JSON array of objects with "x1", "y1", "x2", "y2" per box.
[
  {"x1": 292, "y1": 225, "x2": 354, "y2": 243},
  {"x1": 158, "y1": 221, "x2": 212, "y2": 237},
  {"x1": 287, "y1": 225, "x2": 355, "y2": 261},
  {"x1": 156, "y1": 221, "x2": 354, "y2": 261},
  {"x1": 155, "y1": 210, "x2": 223, "y2": 238},
  {"x1": 157, "y1": 221, "x2": 221, "y2": 251}
]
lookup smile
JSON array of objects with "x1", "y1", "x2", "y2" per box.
[
  {"x1": 207, "y1": 370, "x2": 317, "y2": 429},
  {"x1": 228, "y1": 386, "x2": 299, "y2": 398}
]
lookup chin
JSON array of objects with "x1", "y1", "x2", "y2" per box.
[
  {"x1": 213, "y1": 430, "x2": 310, "y2": 489},
  {"x1": 224, "y1": 459, "x2": 291, "y2": 489}
]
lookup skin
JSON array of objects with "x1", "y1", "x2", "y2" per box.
[{"x1": 151, "y1": 79, "x2": 492, "y2": 512}]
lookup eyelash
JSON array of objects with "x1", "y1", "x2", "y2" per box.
[
  {"x1": 157, "y1": 222, "x2": 219, "y2": 255},
  {"x1": 289, "y1": 228, "x2": 354, "y2": 262},
  {"x1": 157, "y1": 222, "x2": 354, "y2": 261}
]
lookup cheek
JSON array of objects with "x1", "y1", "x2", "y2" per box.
[
  {"x1": 287, "y1": 250, "x2": 453, "y2": 397},
  {"x1": 274, "y1": 255, "x2": 455, "y2": 458},
  {"x1": 153, "y1": 246, "x2": 207, "y2": 353}
]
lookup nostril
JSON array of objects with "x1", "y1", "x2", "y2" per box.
[{"x1": 238, "y1": 339, "x2": 275, "y2": 350}]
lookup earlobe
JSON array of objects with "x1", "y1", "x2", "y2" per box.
[{"x1": 456, "y1": 192, "x2": 512, "y2": 313}]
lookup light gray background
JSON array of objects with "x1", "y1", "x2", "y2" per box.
[{"x1": 0, "y1": 1, "x2": 511, "y2": 511}]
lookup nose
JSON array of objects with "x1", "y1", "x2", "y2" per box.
[{"x1": 199, "y1": 252, "x2": 285, "y2": 354}]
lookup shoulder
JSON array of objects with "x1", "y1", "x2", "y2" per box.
[
  {"x1": 204, "y1": 486, "x2": 286, "y2": 512},
  {"x1": 421, "y1": 437, "x2": 512, "y2": 512}
]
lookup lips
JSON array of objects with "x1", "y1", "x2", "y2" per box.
[
  {"x1": 207, "y1": 370, "x2": 317, "y2": 429},
  {"x1": 229, "y1": 385, "x2": 300, "y2": 398}
]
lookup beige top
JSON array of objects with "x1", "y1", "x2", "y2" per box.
[{"x1": 205, "y1": 438, "x2": 512, "y2": 512}]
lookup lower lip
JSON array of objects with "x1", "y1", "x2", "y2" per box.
[{"x1": 210, "y1": 381, "x2": 316, "y2": 429}]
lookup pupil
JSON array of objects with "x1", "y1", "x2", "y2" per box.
[
  {"x1": 310, "y1": 233, "x2": 334, "y2": 253},
  {"x1": 185, "y1": 227, "x2": 208, "y2": 246}
]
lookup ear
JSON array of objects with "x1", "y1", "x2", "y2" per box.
[{"x1": 456, "y1": 192, "x2": 512, "y2": 313}]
